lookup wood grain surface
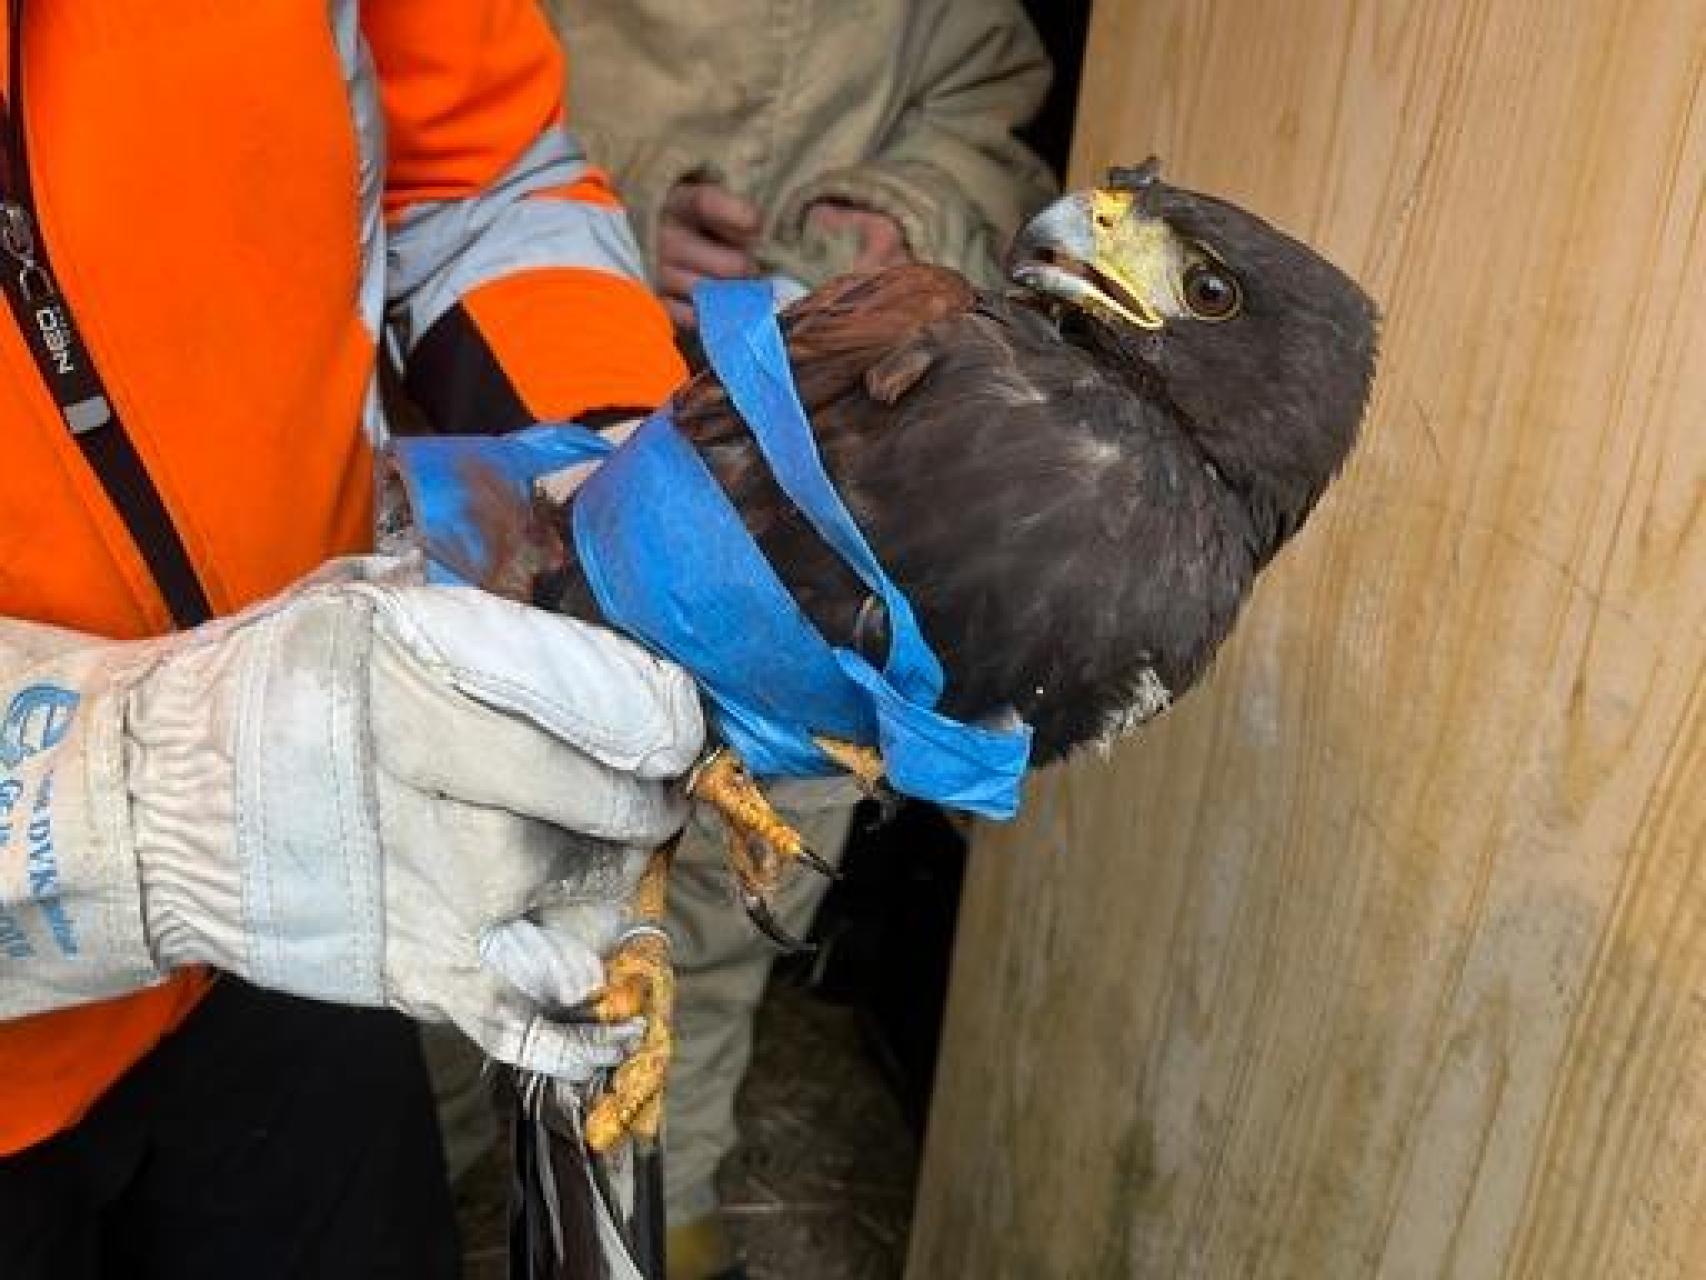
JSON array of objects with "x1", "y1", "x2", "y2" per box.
[{"x1": 907, "y1": 2, "x2": 1706, "y2": 1276}]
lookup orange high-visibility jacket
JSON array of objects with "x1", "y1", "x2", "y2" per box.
[{"x1": 0, "y1": 0, "x2": 685, "y2": 1155}]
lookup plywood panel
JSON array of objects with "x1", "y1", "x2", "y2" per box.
[{"x1": 908, "y1": 2, "x2": 1706, "y2": 1276}]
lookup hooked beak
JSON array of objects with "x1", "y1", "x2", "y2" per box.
[{"x1": 1007, "y1": 188, "x2": 1173, "y2": 331}]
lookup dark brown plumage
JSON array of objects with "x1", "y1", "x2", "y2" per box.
[
  {"x1": 496, "y1": 166, "x2": 1380, "y2": 1280},
  {"x1": 538, "y1": 170, "x2": 1378, "y2": 764}
]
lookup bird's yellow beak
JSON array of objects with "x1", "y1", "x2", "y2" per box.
[{"x1": 1008, "y1": 188, "x2": 1183, "y2": 331}]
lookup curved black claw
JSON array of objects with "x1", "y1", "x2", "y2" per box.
[
  {"x1": 797, "y1": 845, "x2": 843, "y2": 881},
  {"x1": 741, "y1": 889, "x2": 817, "y2": 954}
]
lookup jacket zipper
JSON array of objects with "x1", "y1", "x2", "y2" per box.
[{"x1": 1, "y1": 0, "x2": 213, "y2": 628}]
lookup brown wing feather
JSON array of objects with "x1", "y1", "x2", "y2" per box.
[
  {"x1": 672, "y1": 264, "x2": 974, "y2": 444},
  {"x1": 442, "y1": 181, "x2": 1377, "y2": 768},
  {"x1": 650, "y1": 265, "x2": 979, "y2": 654}
]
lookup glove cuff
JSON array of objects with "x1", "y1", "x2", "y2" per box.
[
  {"x1": 131, "y1": 589, "x2": 388, "y2": 1006},
  {"x1": 0, "y1": 655, "x2": 168, "y2": 1017}
]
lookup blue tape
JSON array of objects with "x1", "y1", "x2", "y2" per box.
[
  {"x1": 388, "y1": 281, "x2": 1032, "y2": 818},
  {"x1": 387, "y1": 423, "x2": 615, "y2": 585},
  {"x1": 694, "y1": 281, "x2": 944, "y2": 708},
  {"x1": 572, "y1": 414, "x2": 872, "y2": 779}
]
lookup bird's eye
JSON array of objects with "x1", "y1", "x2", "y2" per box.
[{"x1": 1182, "y1": 261, "x2": 1242, "y2": 322}]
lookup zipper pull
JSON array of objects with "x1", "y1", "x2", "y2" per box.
[{"x1": 0, "y1": 197, "x2": 111, "y2": 434}]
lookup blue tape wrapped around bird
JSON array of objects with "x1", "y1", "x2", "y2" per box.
[{"x1": 383, "y1": 159, "x2": 1379, "y2": 1279}]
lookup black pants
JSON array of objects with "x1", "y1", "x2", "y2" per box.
[{"x1": 0, "y1": 979, "x2": 460, "y2": 1279}]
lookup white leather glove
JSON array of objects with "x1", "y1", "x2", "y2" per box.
[{"x1": 0, "y1": 556, "x2": 704, "y2": 1081}]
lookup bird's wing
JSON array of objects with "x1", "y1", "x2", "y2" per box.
[
  {"x1": 664, "y1": 264, "x2": 981, "y2": 652},
  {"x1": 801, "y1": 290, "x2": 1257, "y2": 757},
  {"x1": 672, "y1": 263, "x2": 976, "y2": 443},
  {"x1": 671, "y1": 271, "x2": 1254, "y2": 757}
]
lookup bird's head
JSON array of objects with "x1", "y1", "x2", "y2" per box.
[{"x1": 1008, "y1": 159, "x2": 1379, "y2": 557}]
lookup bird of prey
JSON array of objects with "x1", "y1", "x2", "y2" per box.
[{"x1": 395, "y1": 159, "x2": 1378, "y2": 1278}]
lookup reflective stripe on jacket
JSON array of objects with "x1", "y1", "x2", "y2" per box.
[{"x1": 0, "y1": 0, "x2": 684, "y2": 1155}]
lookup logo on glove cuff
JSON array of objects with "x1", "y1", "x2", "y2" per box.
[{"x1": 0, "y1": 685, "x2": 80, "y2": 771}]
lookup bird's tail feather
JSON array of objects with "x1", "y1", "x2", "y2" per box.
[{"x1": 507, "y1": 1070, "x2": 658, "y2": 1280}]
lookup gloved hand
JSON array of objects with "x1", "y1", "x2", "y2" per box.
[{"x1": 0, "y1": 556, "x2": 704, "y2": 1081}]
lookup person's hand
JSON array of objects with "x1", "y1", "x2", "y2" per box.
[
  {"x1": 0, "y1": 556, "x2": 705, "y2": 1083},
  {"x1": 804, "y1": 200, "x2": 912, "y2": 272},
  {"x1": 657, "y1": 179, "x2": 762, "y2": 330}
]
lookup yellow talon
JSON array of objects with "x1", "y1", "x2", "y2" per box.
[
  {"x1": 585, "y1": 939, "x2": 672, "y2": 1151},
  {"x1": 811, "y1": 735, "x2": 887, "y2": 794},
  {"x1": 690, "y1": 749, "x2": 805, "y2": 858},
  {"x1": 585, "y1": 841, "x2": 677, "y2": 1153},
  {"x1": 689, "y1": 750, "x2": 806, "y2": 898}
]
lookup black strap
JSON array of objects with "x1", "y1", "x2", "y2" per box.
[
  {"x1": 72, "y1": 428, "x2": 216, "y2": 626},
  {"x1": 3, "y1": 0, "x2": 212, "y2": 627}
]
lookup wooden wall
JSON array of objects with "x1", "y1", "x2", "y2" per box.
[{"x1": 908, "y1": 2, "x2": 1706, "y2": 1276}]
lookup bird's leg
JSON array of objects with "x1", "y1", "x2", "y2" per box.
[
  {"x1": 687, "y1": 747, "x2": 852, "y2": 949},
  {"x1": 811, "y1": 735, "x2": 888, "y2": 797},
  {"x1": 691, "y1": 749, "x2": 807, "y2": 883},
  {"x1": 582, "y1": 739, "x2": 891, "y2": 1144},
  {"x1": 585, "y1": 838, "x2": 677, "y2": 1154},
  {"x1": 690, "y1": 748, "x2": 842, "y2": 882}
]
